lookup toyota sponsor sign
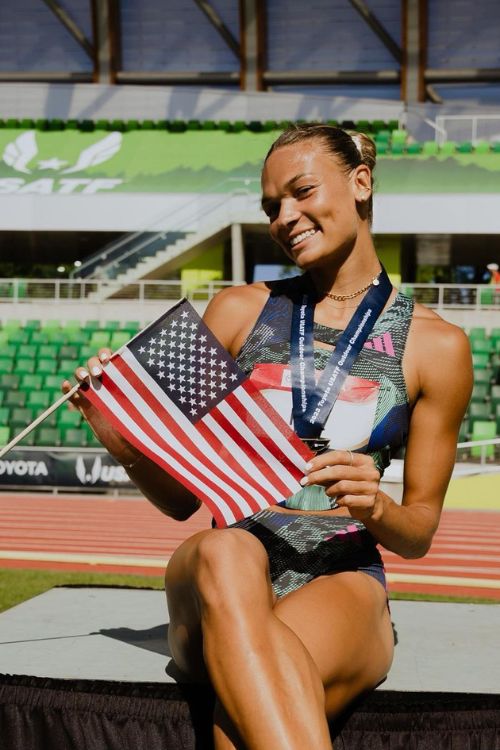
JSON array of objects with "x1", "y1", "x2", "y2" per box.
[{"x1": 0, "y1": 450, "x2": 134, "y2": 489}]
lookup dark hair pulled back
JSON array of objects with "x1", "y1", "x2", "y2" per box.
[{"x1": 265, "y1": 123, "x2": 376, "y2": 224}]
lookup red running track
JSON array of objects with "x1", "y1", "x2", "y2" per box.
[{"x1": 1, "y1": 493, "x2": 499, "y2": 600}]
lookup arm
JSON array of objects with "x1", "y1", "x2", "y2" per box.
[{"x1": 302, "y1": 321, "x2": 473, "y2": 558}]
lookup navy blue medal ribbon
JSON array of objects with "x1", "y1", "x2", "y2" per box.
[{"x1": 290, "y1": 267, "x2": 392, "y2": 439}]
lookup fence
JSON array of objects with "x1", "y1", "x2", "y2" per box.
[{"x1": 1, "y1": 280, "x2": 499, "y2": 310}]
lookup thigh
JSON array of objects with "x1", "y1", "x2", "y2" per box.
[
  {"x1": 165, "y1": 527, "x2": 276, "y2": 679},
  {"x1": 273, "y1": 571, "x2": 394, "y2": 717}
]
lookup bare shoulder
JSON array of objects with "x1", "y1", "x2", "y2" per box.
[
  {"x1": 203, "y1": 282, "x2": 271, "y2": 356},
  {"x1": 407, "y1": 301, "x2": 473, "y2": 399}
]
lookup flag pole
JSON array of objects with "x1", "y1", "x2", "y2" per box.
[{"x1": 0, "y1": 382, "x2": 80, "y2": 460}]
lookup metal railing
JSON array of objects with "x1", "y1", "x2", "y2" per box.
[
  {"x1": 434, "y1": 114, "x2": 500, "y2": 145},
  {"x1": 399, "y1": 283, "x2": 500, "y2": 311},
  {"x1": 71, "y1": 177, "x2": 260, "y2": 281},
  {"x1": 0, "y1": 278, "x2": 237, "y2": 303},
  {"x1": 1, "y1": 280, "x2": 499, "y2": 309}
]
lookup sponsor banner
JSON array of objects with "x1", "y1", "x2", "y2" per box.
[
  {"x1": 0, "y1": 450, "x2": 134, "y2": 489},
  {"x1": 1, "y1": 129, "x2": 500, "y2": 195}
]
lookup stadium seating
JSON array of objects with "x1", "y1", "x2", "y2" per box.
[
  {"x1": 455, "y1": 326, "x2": 500, "y2": 459},
  {"x1": 0, "y1": 319, "x2": 140, "y2": 449}
]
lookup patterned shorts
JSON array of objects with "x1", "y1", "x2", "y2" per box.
[{"x1": 229, "y1": 509, "x2": 386, "y2": 598}]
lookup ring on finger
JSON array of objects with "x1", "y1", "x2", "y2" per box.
[{"x1": 346, "y1": 450, "x2": 354, "y2": 466}]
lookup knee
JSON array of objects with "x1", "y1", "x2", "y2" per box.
[{"x1": 193, "y1": 529, "x2": 270, "y2": 607}]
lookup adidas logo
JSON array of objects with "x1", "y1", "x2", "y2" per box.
[{"x1": 364, "y1": 332, "x2": 395, "y2": 356}]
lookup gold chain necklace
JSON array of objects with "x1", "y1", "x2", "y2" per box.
[{"x1": 324, "y1": 274, "x2": 380, "y2": 302}]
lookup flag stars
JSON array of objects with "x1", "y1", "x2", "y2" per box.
[
  {"x1": 147, "y1": 357, "x2": 155, "y2": 366},
  {"x1": 230, "y1": 373, "x2": 238, "y2": 381},
  {"x1": 158, "y1": 371, "x2": 165, "y2": 379},
  {"x1": 139, "y1": 346, "x2": 146, "y2": 354}
]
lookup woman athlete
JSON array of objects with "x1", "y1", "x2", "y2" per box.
[{"x1": 66, "y1": 123, "x2": 472, "y2": 749}]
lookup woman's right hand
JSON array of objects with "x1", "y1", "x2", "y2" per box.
[{"x1": 62, "y1": 348, "x2": 142, "y2": 467}]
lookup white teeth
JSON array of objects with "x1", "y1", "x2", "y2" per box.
[{"x1": 290, "y1": 229, "x2": 316, "y2": 247}]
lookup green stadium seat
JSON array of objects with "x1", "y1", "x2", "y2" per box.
[
  {"x1": 70, "y1": 331, "x2": 90, "y2": 346},
  {"x1": 4, "y1": 390, "x2": 27, "y2": 408},
  {"x1": 492, "y1": 141, "x2": 500, "y2": 153},
  {"x1": 38, "y1": 344, "x2": 59, "y2": 360},
  {"x1": 8, "y1": 330, "x2": 30, "y2": 345},
  {"x1": 35, "y1": 426, "x2": 61, "y2": 446},
  {"x1": 491, "y1": 385, "x2": 500, "y2": 409},
  {"x1": 10, "y1": 407, "x2": 34, "y2": 428},
  {"x1": 422, "y1": 141, "x2": 439, "y2": 156},
  {"x1": 471, "y1": 338, "x2": 493, "y2": 354},
  {"x1": 470, "y1": 420, "x2": 496, "y2": 458},
  {"x1": 2, "y1": 319, "x2": 21, "y2": 331},
  {"x1": 30, "y1": 331, "x2": 50, "y2": 345},
  {"x1": 46, "y1": 330, "x2": 68, "y2": 345},
  {"x1": 0, "y1": 374, "x2": 20, "y2": 390},
  {"x1": 0, "y1": 332, "x2": 9, "y2": 346},
  {"x1": 40, "y1": 320, "x2": 60, "y2": 333},
  {"x1": 0, "y1": 406, "x2": 10, "y2": 426},
  {"x1": 36, "y1": 359, "x2": 57, "y2": 375},
  {"x1": 470, "y1": 384, "x2": 489, "y2": 403},
  {"x1": 0, "y1": 358, "x2": 14, "y2": 374},
  {"x1": 89, "y1": 331, "x2": 111, "y2": 348},
  {"x1": 2, "y1": 344, "x2": 17, "y2": 358},
  {"x1": 480, "y1": 288, "x2": 495, "y2": 305},
  {"x1": 58, "y1": 359, "x2": 77, "y2": 377},
  {"x1": 25, "y1": 319, "x2": 40, "y2": 331},
  {"x1": 84, "y1": 427, "x2": 102, "y2": 448},
  {"x1": 122, "y1": 321, "x2": 141, "y2": 334},
  {"x1": 105, "y1": 321, "x2": 121, "y2": 331},
  {"x1": 390, "y1": 143, "x2": 405, "y2": 155},
  {"x1": 456, "y1": 141, "x2": 473, "y2": 153},
  {"x1": 44, "y1": 374, "x2": 64, "y2": 391},
  {"x1": 62, "y1": 320, "x2": 81, "y2": 333},
  {"x1": 391, "y1": 129, "x2": 407, "y2": 145},
  {"x1": 406, "y1": 142, "x2": 423, "y2": 155},
  {"x1": 83, "y1": 320, "x2": 100, "y2": 334},
  {"x1": 0, "y1": 390, "x2": 3, "y2": 406},
  {"x1": 468, "y1": 327, "x2": 487, "y2": 338},
  {"x1": 440, "y1": 141, "x2": 457, "y2": 156},
  {"x1": 58, "y1": 409, "x2": 82, "y2": 429},
  {"x1": 27, "y1": 391, "x2": 51, "y2": 410},
  {"x1": 0, "y1": 425, "x2": 10, "y2": 446},
  {"x1": 110, "y1": 332, "x2": 130, "y2": 350},
  {"x1": 19, "y1": 373, "x2": 44, "y2": 392},
  {"x1": 17, "y1": 344, "x2": 37, "y2": 358},
  {"x1": 14, "y1": 358, "x2": 36, "y2": 375},
  {"x1": 472, "y1": 353, "x2": 490, "y2": 369},
  {"x1": 18, "y1": 431, "x2": 36, "y2": 446},
  {"x1": 79, "y1": 345, "x2": 97, "y2": 360},
  {"x1": 375, "y1": 142, "x2": 389, "y2": 155},
  {"x1": 61, "y1": 427, "x2": 88, "y2": 447},
  {"x1": 473, "y1": 368, "x2": 492, "y2": 385},
  {"x1": 468, "y1": 402, "x2": 492, "y2": 429},
  {"x1": 59, "y1": 345, "x2": 79, "y2": 360},
  {"x1": 475, "y1": 141, "x2": 490, "y2": 154}
]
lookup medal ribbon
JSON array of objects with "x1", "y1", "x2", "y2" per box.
[{"x1": 290, "y1": 267, "x2": 392, "y2": 439}]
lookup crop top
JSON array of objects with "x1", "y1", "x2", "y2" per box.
[{"x1": 236, "y1": 276, "x2": 414, "y2": 508}]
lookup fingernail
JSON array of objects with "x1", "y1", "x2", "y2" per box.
[
  {"x1": 79, "y1": 369, "x2": 89, "y2": 378},
  {"x1": 299, "y1": 476, "x2": 308, "y2": 486},
  {"x1": 99, "y1": 352, "x2": 109, "y2": 361},
  {"x1": 91, "y1": 366, "x2": 101, "y2": 376},
  {"x1": 305, "y1": 462, "x2": 313, "y2": 471}
]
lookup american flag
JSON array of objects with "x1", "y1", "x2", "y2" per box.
[{"x1": 82, "y1": 299, "x2": 312, "y2": 527}]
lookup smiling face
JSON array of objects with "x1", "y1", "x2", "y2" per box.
[{"x1": 261, "y1": 139, "x2": 372, "y2": 271}]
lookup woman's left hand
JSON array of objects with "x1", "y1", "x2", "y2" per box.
[{"x1": 301, "y1": 450, "x2": 383, "y2": 522}]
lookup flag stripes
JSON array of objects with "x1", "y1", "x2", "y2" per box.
[{"x1": 85, "y1": 347, "x2": 309, "y2": 526}]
